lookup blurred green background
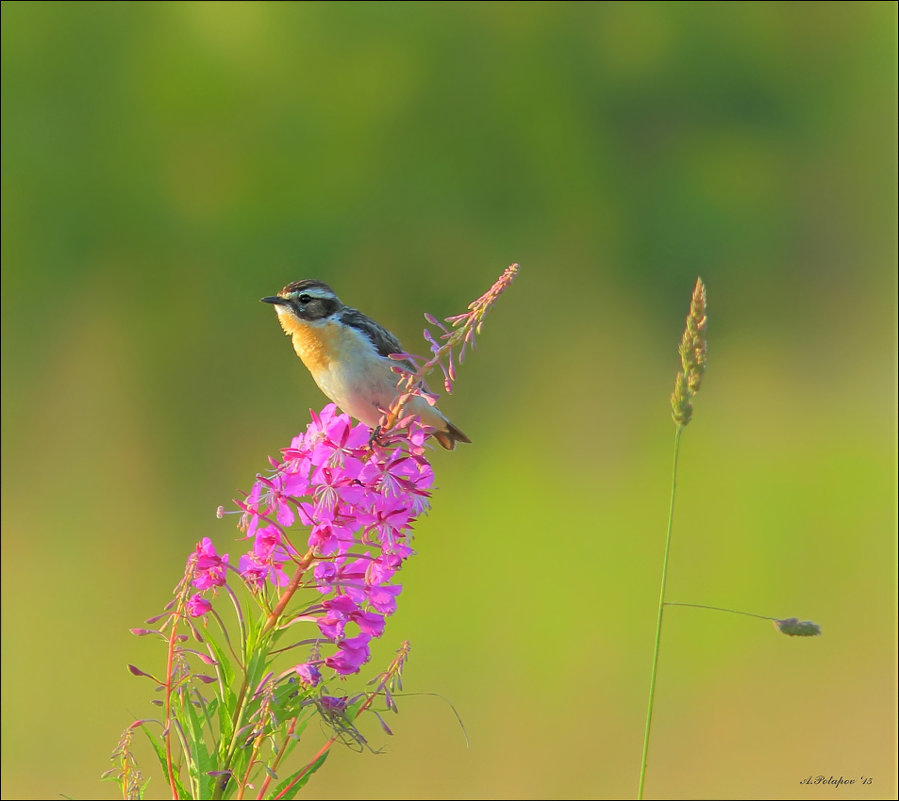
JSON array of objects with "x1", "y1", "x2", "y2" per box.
[{"x1": 1, "y1": 2, "x2": 896, "y2": 798}]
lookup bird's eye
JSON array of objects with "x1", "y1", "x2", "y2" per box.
[{"x1": 298, "y1": 293, "x2": 312, "y2": 304}]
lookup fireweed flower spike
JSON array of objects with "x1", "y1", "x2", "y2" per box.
[{"x1": 108, "y1": 265, "x2": 519, "y2": 800}]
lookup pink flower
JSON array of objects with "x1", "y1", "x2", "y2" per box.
[
  {"x1": 367, "y1": 584, "x2": 402, "y2": 615},
  {"x1": 313, "y1": 556, "x2": 367, "y2": 602},
  {"x1": 318, "y1": 695, "x2": 348, "y2": 716},
  {"x1": 228, "y1": 406, "x2": 427, "y2": 675},
  {"x1": 230, "y1": 405, "x2": 438, "y2": 675},
  {"x1": 307, "y1": 520, "x2": 355, "y2": 556},
  {"x1": 325, "y1": 634, "x2": 372, "y2": 675},
  {"x1": 295, "y1": 662, "x2": 322, "y2": 687},
  {"x1": 365, "y1": 552, "x2": 402, "y2": 585},
  {"x1": 192, "y1": 538, "x2": 229, "y2": 589},
  {"x1": 317, "y1": 594, "x2": 360, "y2": 639},
  {"x1": 238, "y1": 552, "x2": 289, "y2": 589},
  {"x1": 186, "y1": 593, "x2": 211, "y2": 618},
  {"x1": 307, "y1": 406, "x2": 369, "y2": 480},
  {"x1": 353, "y1": 610, "x2": 385, "y2": 638}
]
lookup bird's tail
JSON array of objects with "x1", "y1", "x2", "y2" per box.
[
  {"x1": 432, "y1": 419, "x2": 472, "y2": 451},
  {"x1": 405, "y1": 394, "x2": 471, "y2": 450}
]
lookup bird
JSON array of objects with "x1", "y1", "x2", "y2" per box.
[{"x1": 262, "y1": 280, "x2": 471, "y2": 450}]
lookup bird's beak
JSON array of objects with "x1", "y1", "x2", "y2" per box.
[{"x1": 261, "y1": 296, "x2": 287, "y2": 306}]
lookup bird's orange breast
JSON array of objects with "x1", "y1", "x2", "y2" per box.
[{"x1": 275, "y1": 313, "x2": 340, "y2": 374}]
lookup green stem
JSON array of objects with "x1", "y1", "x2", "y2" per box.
[
  {"x1": 163, "y1": 600, "x2": 185, "y2": 799},
  {"x1": 638, "y1": 424, "x2": 683, "y2": 799},
  {"x1": 212, "y1": 552, "x2": 316, "y2": 800},
  {"x1": 212, "y1": 673, "x2": 250, "y2": 800},
  {"x1": 665, "y1": 602, "x2": 775, "y2": 621}
]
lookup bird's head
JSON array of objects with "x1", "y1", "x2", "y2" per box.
[{"x1": 261, "y1": 280, "x2": 342, "y2": 328}]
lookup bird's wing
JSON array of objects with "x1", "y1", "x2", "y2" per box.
[{"x1": 338, "y1": 307, "x2": 415, "y2": 370}]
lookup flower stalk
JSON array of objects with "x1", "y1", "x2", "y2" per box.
[
  {"x1": 639, "y1": 277, "x2": 820, "y2": 798},
  {"x1": 383, "y1": 263, "x2": 519, "y2": 434},
  {"x1": 639, "y1": 278, "x2": 708, "y2": 799}
]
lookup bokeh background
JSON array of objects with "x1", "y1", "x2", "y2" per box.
[{"x1": 2, "y1": 2, "x2": 896, "y2": 799}]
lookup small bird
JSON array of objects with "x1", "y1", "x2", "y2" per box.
[{"x1": 262, "y1": 280, "x2": 471, "y2": 450}]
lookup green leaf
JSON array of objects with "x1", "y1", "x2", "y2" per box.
[
  {"x1": 227, "y1": 734, "x2": 253, "y2": 784},
  {"x1": 242, "y1": 601, "x2": 266, "y2": 656},
  {"x1": 141, "y1": 725, "x2": 191, "y2": 799},
  {"x1": 195, "y1": 692, "x2": 218, "y2": 743},
  {"x1": 202, "y1": 631, "x2": 236, "y2": 745},
  {"x1": 269, "y1": 711, "x2": 315, "y2": 768},
  {"x1": 141, "y1": 726, "x2": 169, "y2": 783},
  {"x1": 180, "y1": 690, "x2": 218, "y2": 799},
  {"x1": 245, "y1": 647, "x2": 271, "y2": 690},
  {"x1": 203, "y1": 625, "x2": 235, "y2": 693},
  {"x1": 345, "y1": 697, "x2": 366, "y2": 720},
  {"x1": 271, "y1": 752, "x2": 329, "y2": 800},
  {"x1": 269, "y1": 678, "x2": 314, "y2": 727}
]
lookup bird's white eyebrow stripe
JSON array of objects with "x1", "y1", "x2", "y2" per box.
[{"x1": 287, "y1": 286, "x2": 336, "y2": 300}]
